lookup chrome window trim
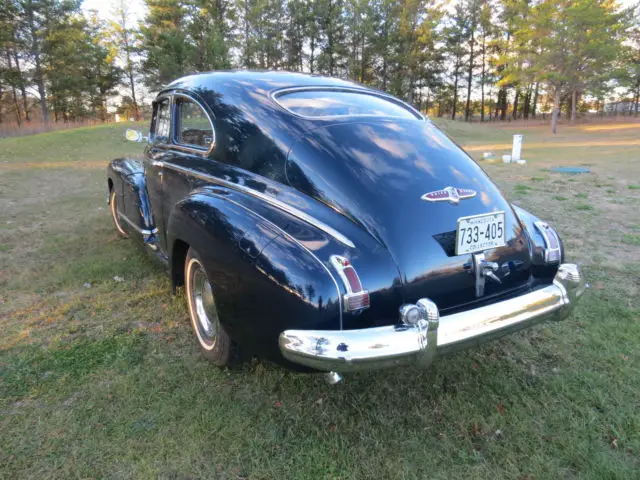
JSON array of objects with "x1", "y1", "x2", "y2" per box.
[
  {"x1": 172, "y1": 92, "x2": 216, "y2": 157},
  {"x1": 161, "y1": 161, "x2": 355, "y2": 249},
  {"x1": 270, "y1": 86, "x2": 424, "y2": 121}
]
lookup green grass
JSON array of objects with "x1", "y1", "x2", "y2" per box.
[
  {"x1": 1, "y1": 120, "x2": 640, "y2": 479},
  {"x1": 574, "y1": 204, "x2": 594, "y2": 211},
  {"x1": 621, "y1": 234, "x2": 640, "y2": 246},
  {"x1": 514, "y1": 184, "x2": 533, "y2": 194}
]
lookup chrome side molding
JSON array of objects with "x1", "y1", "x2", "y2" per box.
[
  {"x1": 117, "y1": 211, "x2": 157, "y2": 237},
  {"x1": 160, "y1": 162, "x2": 355, "y2": 248}
]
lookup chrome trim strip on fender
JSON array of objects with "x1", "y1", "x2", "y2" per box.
[
  {"x1": 117, "y1": 211, "x2": 158, "y2": 236},
  {"x1": 279, "y1": 264, "x2": 585, "y2": 372},
  {"x1": 161, "y1": 162, "x2": 355, "y2": 248}
]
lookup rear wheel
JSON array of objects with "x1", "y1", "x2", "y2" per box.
[
  {"x1": 185, "y1": 248, "x2": 232, "y2": 366},
  {"x1": 109, "y1": 190, "x2": 128, "y2": 238}
]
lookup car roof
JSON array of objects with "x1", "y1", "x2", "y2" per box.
[{"x1": 162, "y1": 70, "x2": 370, "y2": 98}]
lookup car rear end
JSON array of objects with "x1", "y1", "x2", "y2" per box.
[{"x1": 272, "y1": 86, "x2": 585, "y2": 373}]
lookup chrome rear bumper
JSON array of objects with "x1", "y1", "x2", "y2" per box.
[{"x1": 279, "y1": 264, "x2": 585, "y2": 372}]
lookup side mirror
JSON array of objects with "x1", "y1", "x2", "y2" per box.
[{"x1": 124, "y1": 129, "x2": 148, "y2": 143}]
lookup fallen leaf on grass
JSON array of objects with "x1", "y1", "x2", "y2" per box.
[
  {"x1": 273, "y1": 401, "x2": 282, "y2": 408},
  {"x1": 610, "y1": 436, "x2": 618, "y2": 449},
  {"x1": 620, "y1": 354, "x2": 629, "y2": 361},
  {"x1": 497, "y1": 404, "x2": 505, "y2": 415}
]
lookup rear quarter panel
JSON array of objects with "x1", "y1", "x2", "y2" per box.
[{"x1": 166, "y1": 190, "x2": 342, "y2": 364}]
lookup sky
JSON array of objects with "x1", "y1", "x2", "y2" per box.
[{"x1": 82, "y1": 0, "x2": 147, "y2": 23}]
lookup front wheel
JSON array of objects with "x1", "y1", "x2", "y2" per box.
[{"x1": 185, "y1": 248, "x2": 233, "y2": 366}]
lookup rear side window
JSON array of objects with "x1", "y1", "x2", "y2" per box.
[
  {"x1": 275, "y1": 89, "x2": 420, "y2": 120},
  {"x1": 176, "y1": 97, "x2": 214, "y2": 150}
]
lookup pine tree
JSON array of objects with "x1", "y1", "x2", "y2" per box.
[
  {"x1": 316, "y1": 0, "x2": 347, "y2": 76},
  {"x1": 140, "y1": 0, "x2": 191, "y2": 89},
  {"x1": 13, "y1": 0, "x2": 81, "y2": 123},
  {"x1": 463, "y1": 0, "x2": 481, "y2": 121},
  {"x1": 445, "y1": 4, "x2": 468, "y2": 120},
  {"x1": 478, "y1": 0, "x2": 494, "y2": 121},
  {"x1": 109, "y1": 0, "x2": 140, "y2": 118},
  {"x1": 616, "y1": 23, "x2": 639, "y2": 115},
  {"x1": 516, "y1": 0, "x2": 625, "y2": 133}
]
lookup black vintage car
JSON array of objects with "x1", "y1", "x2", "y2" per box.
[{"x1": 107, "y1": 71, "x2": 585, "y2": 382}]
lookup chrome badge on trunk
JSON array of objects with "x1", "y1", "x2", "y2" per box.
[{"x1": 421, "y1": 186, "x2": 476, "y2": 205}]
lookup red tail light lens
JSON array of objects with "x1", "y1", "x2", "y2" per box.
[
  {"x1": 342, "y1": 266, "x2": 363, "y2": 292},
  {"x1": 330, "y1": 256, "x2": 370, "y2": 313}
]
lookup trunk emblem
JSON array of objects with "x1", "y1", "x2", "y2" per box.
[{"x1": 421, "y1": 186, "x2": 476, "y2": 205}]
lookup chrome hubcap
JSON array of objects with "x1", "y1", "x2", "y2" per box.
[{"x1": 189, "y1": 261, "x2": 219, "y2": 348}]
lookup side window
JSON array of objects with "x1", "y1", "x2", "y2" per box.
[
  {"x1": 153, "y1": 99, "x2": 171, "y2": 144},
  {"x1": 176, "y1": 97, "x2": 214, "y2": 150}
]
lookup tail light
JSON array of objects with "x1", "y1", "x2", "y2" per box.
[
  {"x1": 534, "y1": 221, "x2": 561, "y2": 264},
  {"x1": 330, "y1": 255, "x2": 370, "y2": 312}
]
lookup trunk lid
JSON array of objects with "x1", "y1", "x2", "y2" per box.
[{"x1": 286, "y1": 119, "x2": 532, "y2": 312}]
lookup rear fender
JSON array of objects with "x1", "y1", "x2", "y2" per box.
[
  {"x1": 166, "y1": 190, "x2": 342, "y2": 361},
  {"x1": 107, "y1": 158, "x2": 155, "y2": 236}
]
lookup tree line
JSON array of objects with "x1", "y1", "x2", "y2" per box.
[{"x1": 1, "y1": 0, "x2": 638, "y2": 133}]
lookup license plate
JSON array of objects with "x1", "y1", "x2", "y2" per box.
[{"x1": 456, "y1": 211, "x2": 506, "y2": 255}]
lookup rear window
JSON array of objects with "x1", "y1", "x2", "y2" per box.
[{"x1": 275, "y1": 89, "x2": 420, "y2": 120}]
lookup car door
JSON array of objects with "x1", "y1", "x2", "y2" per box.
[
  {"x1": 145, "y1": 96, "x2": 174, "y2": 250},
  {"x1": 156, "y1": 93, "x2": 217, "y2": 248}
]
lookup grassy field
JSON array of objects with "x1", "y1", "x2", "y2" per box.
[{"x1": 1, "y1": 119, "x2": 639, "y2": 479}]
